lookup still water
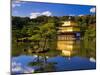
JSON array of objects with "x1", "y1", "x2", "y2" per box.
[{"x1": 11, "y1": 40, "x2": 96, "y2": 74}]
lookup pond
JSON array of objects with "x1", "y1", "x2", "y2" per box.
[{"x1": 11, "y1": 40, "x2": 96, "y2": 74}]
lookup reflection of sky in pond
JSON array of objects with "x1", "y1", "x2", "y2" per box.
[
  {"x1": 12, "y1": 55, "x2": 96, "y2": 74},
  {"x1": 47, "y1": 56, "x2": 96, "y2": 71},
  {"x1": 12, "y1": 55, "x2": 40, "y2": 74}
]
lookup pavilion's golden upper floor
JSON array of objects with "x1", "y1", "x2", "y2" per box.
[{"x1": 58, "y1": 21, "x2": 80, "y2": 33}]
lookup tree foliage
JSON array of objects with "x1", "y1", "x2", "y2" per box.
[{"x1": 12, "y1": 15, "x2": 96, "y2": 53}]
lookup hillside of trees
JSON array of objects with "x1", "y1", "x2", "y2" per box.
[
  {"x1": 12, "y1": 15, "x2": 96, "y2": 39},
  {"x1": 12, "y1": 15, "x2": 96, "y2": 56}
]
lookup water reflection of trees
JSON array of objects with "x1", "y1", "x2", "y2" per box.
[
  {"x1": 12, "y1": 38, "x2": 96, "y2": 73},
  {"x1": 12, "y1": 38, "x2": 96, "y2": 59},
  {"x1": 57, "y1": 40, "x2": 96, "y2": 59},
  {"x1": 27, "y1": 51, "x2": 57, "y2": 73}
]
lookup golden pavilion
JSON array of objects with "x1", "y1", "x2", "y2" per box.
[{"x1": 57, "y1": 17, "x2": 80, "y2": 40}]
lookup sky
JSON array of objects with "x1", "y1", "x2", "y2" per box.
[{"x1": 12, "y1": 1, "x2": 96, "y2": 19}]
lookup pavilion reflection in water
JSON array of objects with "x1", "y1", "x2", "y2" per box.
[
  {"x1": 57, "y1": 17, "x2": 81, "y2": 56},
  {"x1": 57, "y1": 40, "x2": 80, "y2": 56}
]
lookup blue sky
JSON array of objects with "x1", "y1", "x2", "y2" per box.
[{"x1": 12, "y1": 1, "x2": 96, "y2": 18}]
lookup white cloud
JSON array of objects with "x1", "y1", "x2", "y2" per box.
[
  {"x1": 90, "y1": 7, "x2": 96, "y2": 13},
  {"x1": 78, "y1": 14, "x2": 84, "y2": 16},
  {"x1": 69, "y1": 14, "x2": 75, "y2": 16},
  {"x1": 30, "y1": 11, "x2": 52, "y2": 19},
  {"x1": 30, "y1": 12, "x2": 41, "y2": 19},
  {"x1": 42, "y1": 11, "x2": 52, "y2": 16},
  {"x1": 12, "y1": 0, "x2": 24, "y2": 8},
  {"x1": 89, "y1": 57, "x2": 96, "y2": 62},
  {"x1": 12, "y1": 3, "x2": 21, "y2": 8}
]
